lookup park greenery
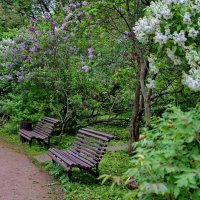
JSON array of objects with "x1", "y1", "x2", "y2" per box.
[{"x1": 0, "y1": 0, "x2": 199, "y2": 199}]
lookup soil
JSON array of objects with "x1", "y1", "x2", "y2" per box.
[{"x1": 0, "y1": 141, "x2": 64, "y2": 200}]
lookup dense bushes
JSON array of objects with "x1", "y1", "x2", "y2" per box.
[{"x1": 125, "y1": 105, "x2": 200, "y2": 199}]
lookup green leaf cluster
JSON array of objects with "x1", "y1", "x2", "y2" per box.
[{"x1": 126, "y1": 105, "x2": 200, "y2": 199}]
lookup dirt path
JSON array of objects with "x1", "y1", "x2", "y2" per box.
[{"x1": 0, "y1": 141, "x2": 64, "y2": 200}]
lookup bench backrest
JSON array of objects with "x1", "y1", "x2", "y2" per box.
[
  {"x1": 71, "y1": 128, "x2": 116, "y2": 167},
  {"x1": 34, "y1": 116, "x2": 59, "y2": 137}
]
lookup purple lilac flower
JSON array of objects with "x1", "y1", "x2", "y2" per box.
[
  {"x1": 29, "y1": 47, "x2": 34, "y2": 52},
  {"x1": 88, "y1": 48, "x2": 94, "y2": 59},
  {"x1": 87, "y1": 15, "x2": 92, "y2": 19},
  {"x1": 8, "y1": 75, "x2": 13, "y2": 80},
  {"x1": 16, "y1": 71, "x2": 22, "y2": 76},
  {"x1": 18, "y1": 76, "x2": 23, "y2": 82},
  {"x1": 65, "y1": 6, "x2": 70, "y2": 12},
  {"x1": 123, "y1": 51, "x2": 128, "y2": 57},
  {"x1": 130, "y1": 52, "x2": 136, "y2": 60},
  {"x1": 82, "y1": 65, "x2": 89, "y2": 73},
  {"x1": 36, "y1": 17, "x2": 41, "y2": 21},
  {"x1": 44, "y1": 12, "x2": 50, "y2": 21},
  {"x1": 19, "y1": 43, "x2": 25, "y2": 51},
  {"x1": 51, "y1": 21, "x2": 57, "y2": 31},
  {"x1": 61, "y1": 22, "x2": 66, "y2": 29},
  {"x1": 82, "y1": 1, "x2": 88, "y2": 6},
  {"x1": 25, "y1": 75, "x2": 30, "y2": 80},
  {"x1": 127, "y1": 32, "x2": 135, "y2": 39},
  {"x1": 30, "y1": 18, "x2": 35, "y2": 24},
  {"x1": 65, "y1": 35, "x2": 69, "y2": 41},
  {"x1": 77, "y1": 12, "x2": 83, "y2": 17},
  {"x1": 34, "y1": 45, "x2": 40, "y2": 51},
  {"x1": 21, "y1": 54, "x2": 26, "y2": 59},
  {"x1": 69, "y1": 3, "x2": 76, "y2": 8},
  {"x1": 76, "y1": 3, "x2": 81, "y2": 7},
  {"x1": 88, "y1": 48, "x2": 94, "y2": 54},
  {"x1": 29, "y1": 26, "x2": 36, "y2": 32},
  {"x1": 65, "y1": 13, "x2": 73, "y2": 20},
  {"x1": 33, "y1": 38, "x2": 37, "y2": 42},
  {"x1": 80, "y1": 56, "x2": 85, "y2": 61},
  {"x1": 76, "y1": 20, "x2": 80, "y2": 24}
]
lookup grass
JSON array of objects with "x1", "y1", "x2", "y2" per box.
[{"x1": 0, "y1": 122, "x2": 132, "y2": 200}]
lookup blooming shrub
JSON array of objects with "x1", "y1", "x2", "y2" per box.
[{"x1": 134, "y1": 0, "x2": 200, "y2": 91}]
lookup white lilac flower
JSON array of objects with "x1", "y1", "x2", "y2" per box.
[
  {"x1": 162, "y1": 0, "x2": 173, "y2": 5},
  {"x1": 183, "y1": 71, "x2": 200, "y2": 91},
  {"x1": 173, "y1": 30, "x2": 187, "y2": 46},
  {"x1": 146, "y1": 79, "x2": 155, "y2": 89},
  {"x1": 154, "y1": 31, "x2": 168, "y2": 45},
  {"x1": 183, "y1": 12, "x2": 191, "y2": 24},
  {"x1": 134, "y1": 16, "x2": 160, "y2": 43},
  {"x1": 165, "y1": 28, "x2": 171, "y2": 36},
  {"x1": 185, "y1": 49, "x2": 200, "y2": 67},
  {"x1": 149, "y1": 63, "x2": 159, "y2": 74},
  {"x1": 198, "y1": 18, "x2": 200, "y2": 27},
  {"x1": 173, "y1": 57, "x2": 182, "y2": 65},
  {"x1": 179, "y1": 0, "x2": 188, "y2": 4},
  {"x1": 160, "y1": 6, "x2": 172, "y2": 19},
  {"x1": 167, "y1": 48, "x2": 175, "y2": 60},
  {"x1": 148, "y1": 55, "x2": 159, "y2": 73},
  {"x1": 188, "y1": 28, "x2": 199, "y2": 38},
  {"x1": 148, "y1": 56, "x2": 155, "y2": 63},
  {"x1": 190, "y1": 0, "x2": 200, "y2": 12}
]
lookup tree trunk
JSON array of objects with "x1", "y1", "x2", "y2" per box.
[{"x1": 128, "y1": 71, "x2": 141, "y2": 155}]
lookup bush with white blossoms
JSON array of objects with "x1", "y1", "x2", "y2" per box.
[{"x1": 134, "y1": 0, "x2": 200, "y2": 91}]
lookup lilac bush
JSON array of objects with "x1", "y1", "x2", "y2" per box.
[{"x1": 134, "y1": 0, "x2": 200, "y2": 91}]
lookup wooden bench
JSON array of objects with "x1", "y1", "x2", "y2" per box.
[
  {"x1": 19, "y1": 116, "x2": 59, "y2": 147},
  {"x1": 48, "y1": 128, "x2": 116, "y2": 180}
]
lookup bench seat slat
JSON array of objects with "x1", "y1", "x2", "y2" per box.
[
  {"x1": 43, "y1": 116, "x2": 60, "y2": 124},
  {"x1": 78, "y1": 130, "x2": 109, "y2": 141},
  {"x1": 73, "y1": 140, "x2": 106, "y2": 153},
  {"x1": 77, "y1": 133, "x2": 106, "y2": 146},
  {"x1": 75, "y1": 137, "x2": 106, "y2": 149},
  {"x1": 82, "y1": 128, "x2": 116, "y2": 140},
  {"x1": 67, "y1": 151, "x2": 96, "y2": 167},
  {"x1": 71, "y1": 146, "x2": 100, "y2": 162},
  {"x1": 72, "y1": 144, "x2": 102, "y2": 159},
  {"x1": 49, "y1": 148, "x2": 74, "y2": 166},
  {"x1": 49, "y1": 148, "x2": 92, "y2": 169},
  {"x1": 48, "y1": 152, "x2": 70, "y2": 171}
]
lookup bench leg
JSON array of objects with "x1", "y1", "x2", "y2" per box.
[
  {"x1": 95, "y1": 164, "x2": 99, "y2": 177},
  {"x1": 68, "y1": 170, "x2": 72, "y2": 181},
  {"x1": 48, "y1": 137, "x2": 50, "y2": 148},
  {"x1": 29, "y1": 139, "x2": 32, "y2": 147},
  {"x1": 19, "y1": 135, "x2": 23, "y2": 143}
]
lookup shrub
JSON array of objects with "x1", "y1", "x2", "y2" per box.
[{"x1": 125, "y1": 105, "x2": 200, "y2": 199}]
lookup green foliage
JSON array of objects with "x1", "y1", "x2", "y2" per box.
[{"x1": 125, "y1": 106, "x2": 200, "y2": 199}]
